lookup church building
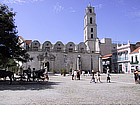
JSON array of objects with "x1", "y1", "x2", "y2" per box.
[{"x1": 22, "y1": 4, "x2": 103, "y2": 73}]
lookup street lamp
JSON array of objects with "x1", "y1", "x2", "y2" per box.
[
  {"x1": 91, "y1": 55, "x2": 93, "y2": 72},
  {"x1": 77, "y1": 55, "x2": 81, "y2": 70}
]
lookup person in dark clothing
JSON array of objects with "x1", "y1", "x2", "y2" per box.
[
  {"x1": 134, "y1": 70, "x2": 139, "y2": 84},
  {"x1": 71, "y1": 70, "x2": 74, "y2": 80},
  {"x1": 138, "y1": 71, "x2": 140, "y2": 82},
  {"x1": 77, "y1": 71, "x2": 80, "y2": 80},
  {"x1": 107, "y1": 73, "x2": 111, "y2": 83},
  {"x1": 27, "y1": 67, "x2": 31, "y2": 81},
  {"x1": 90, "y1": 70, "x2": 96, "y2": 83}
]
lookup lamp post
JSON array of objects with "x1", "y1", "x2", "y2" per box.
[
  {"x1": 91, "y1": 55, "x2": 93, "y2": 72},
  {"x1": 77, "y1": 55, "x2": 81, "y2": 70}
]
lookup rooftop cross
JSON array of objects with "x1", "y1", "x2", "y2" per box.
[{"x1": 88, "y1": 0, "x2": 94, "y2": 7}]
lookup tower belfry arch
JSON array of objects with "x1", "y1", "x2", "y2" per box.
[{"x1": 84, "y1": 4, "x2": 97, "y2": 53}]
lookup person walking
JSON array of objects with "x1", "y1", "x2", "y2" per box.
[
  {"x1": 96, "y1": 71, "x2": 101, "y2": 83},
  {"x1": 107, "y1": 73, "x2": 111, "y2": 83},
  {"x1": 90, "y1": 70, "x2": 96, "y2": 83}
]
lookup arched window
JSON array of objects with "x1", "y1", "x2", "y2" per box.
[
  {"x1": 78, "y1": 42, "x2": 87, "y2": 53},
  {"x1": 42, "y1": 41, "x2": 52, "y2": 52},
  {"x1": 31, "y1": 40, "x2": 41, "y2": 51},
  {"x1": 90, "y1": 17, "x2": 92, "y2": 24},
  {"x1": 66, "y1": 42, "x2": 75, "y2": 52},
  {"x1": 54, "y1": 41, "x2": 64, "y2": 52}
]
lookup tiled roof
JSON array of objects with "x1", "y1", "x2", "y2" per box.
[
  {"x1": 130, "y1": 47, "x2": 140, "y2": 54},
  {"x1": 25, "y1": 40, "x2": 32, "y2": 45},
  {"x1": 118, "y1": 50, "x2": 128, "y2": 53},
  {"x1": 102, "y1": 54, "x2": 112, "y2": 59}
]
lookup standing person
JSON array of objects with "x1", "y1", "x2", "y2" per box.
[
  {"x1": 134, "y1": 69, "x2": 140, "y2": 84},
  {"x1": 90, "y1": 70, "x2": 96, "y2": 83},
  {"x1": 134, "y1": 70, "x2": 138, "y2": 84},
  {"x1": 27, "y1": 66, "x2": 31, "y2": 81},
  {"x1": 72, "y1": 69, "x2": 74, "y2": 80},
  {"x1": 107, "y1": 73, "x2": 111, "y2": 83},
  {"x1": 77, "y1": 70, "x2": 80, "y2": 80},
  {"x1": 106, "y1": 67, "x2": 111, "y2": 83},
  {"x1": 138, "y1": 71, "x2": 140, "y2": 83},
  {"x1": 74, "y1": 70, "x2": 77, "y2": 80}
]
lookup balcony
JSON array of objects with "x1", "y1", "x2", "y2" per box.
[{"x1": 130, "y1": 61, "x2": 139, "y2": 64}]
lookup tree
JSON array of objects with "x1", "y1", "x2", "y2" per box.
[{"x1": 0, "y1": 3, "x2": 29, "y2": 69}]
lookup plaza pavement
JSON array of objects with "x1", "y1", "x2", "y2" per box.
[{"x1": 0, "y1": 73, "x2": 140, "y2": 105}]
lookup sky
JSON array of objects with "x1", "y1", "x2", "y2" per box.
[{"x1": 1, "y1": 0, "x2": 140, "y2": 44}]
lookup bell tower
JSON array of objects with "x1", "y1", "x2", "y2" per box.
[{"x1": 84, "y1": 4, "x2": 97, "y2": 53}]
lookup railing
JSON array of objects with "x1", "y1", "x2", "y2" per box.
[{"x1": 130, "y1": 61, "x2": 139, "y2": 64}]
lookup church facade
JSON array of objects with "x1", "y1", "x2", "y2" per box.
[{"x1": 22, "y1": 5, "x2": 102, "y2": 73}]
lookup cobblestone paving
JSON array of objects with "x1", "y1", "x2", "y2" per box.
[{"x1": 0, "y1": 74, "x2": 140, "y2": 105}]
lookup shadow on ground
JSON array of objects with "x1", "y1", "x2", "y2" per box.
[{"x1": 0, "y1": 80, "x2": 60, "y2": 91}]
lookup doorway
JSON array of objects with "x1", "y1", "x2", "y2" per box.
[{"x1": 45, "y1": 62, "x2": 50, "y2": 72}]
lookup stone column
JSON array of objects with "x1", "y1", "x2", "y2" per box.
[{"x1": 99, "y1": 55, "x2": 103, "y2": 72}]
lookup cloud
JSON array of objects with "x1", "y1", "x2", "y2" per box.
[
  {"x1": 53, "y1": 2, "x2": 64, "y2": 13},
  {"x1": 95, "y1": 4, "x2": 103, "y2": 10},
  {"x1": 117, "y1": 0, "x2": 125, "y2": 5},
  {"x1": 123, "y1": 8, "x2": 140, "y2": 22},
  {"x1": 125, "y1": 7, "x2": 140, "y2": 19},
  {"x1": 69, "y1": 7, "x2": 76, "y2": 13},
  {"x1": 129, "y1": 11, "x2": 140, "y2": 18},
  {"x1": 2, "y1": 0, "x2": 25, "y2": 4},
  {"x1": 2, "y1": 0, "x2": 43, "y2": 4}
]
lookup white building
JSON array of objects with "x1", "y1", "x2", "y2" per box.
[
  {"x1": 116, "y1": 41, "x2": 140, "y2": 73},
  {"x1": 21, "y1": 4, "x2": 103, "y2": 73},
  {"x1": 130, "y1": 43, "x2": 140, "y2": 72},
  {"x1": 117, "y1": 42, "x2": 131, "y2": 73}
]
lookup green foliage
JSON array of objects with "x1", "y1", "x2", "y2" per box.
[
  {"x1": 0, "y1": 3, "x2": 30, "y2": 68},
  {"x1": 60, "y1": 68, "x2": 67, "y2": 75}
]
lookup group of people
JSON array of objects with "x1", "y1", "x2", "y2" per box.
[
  {"x1": 90, "y1": 68, "x2": 111, "y2": 83},
  {"x1": 134, "y1": 69, "x2": 140, "y2": 84},
  {"x1": 90, "y1": 70, "x2": 102, "y2": 83},
  {"x1": 18, "y1": 66, "x2": 49, "y2": 82},
  {"x1": 71, "y1": 69, "x2": 111, "y2": 83}
]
